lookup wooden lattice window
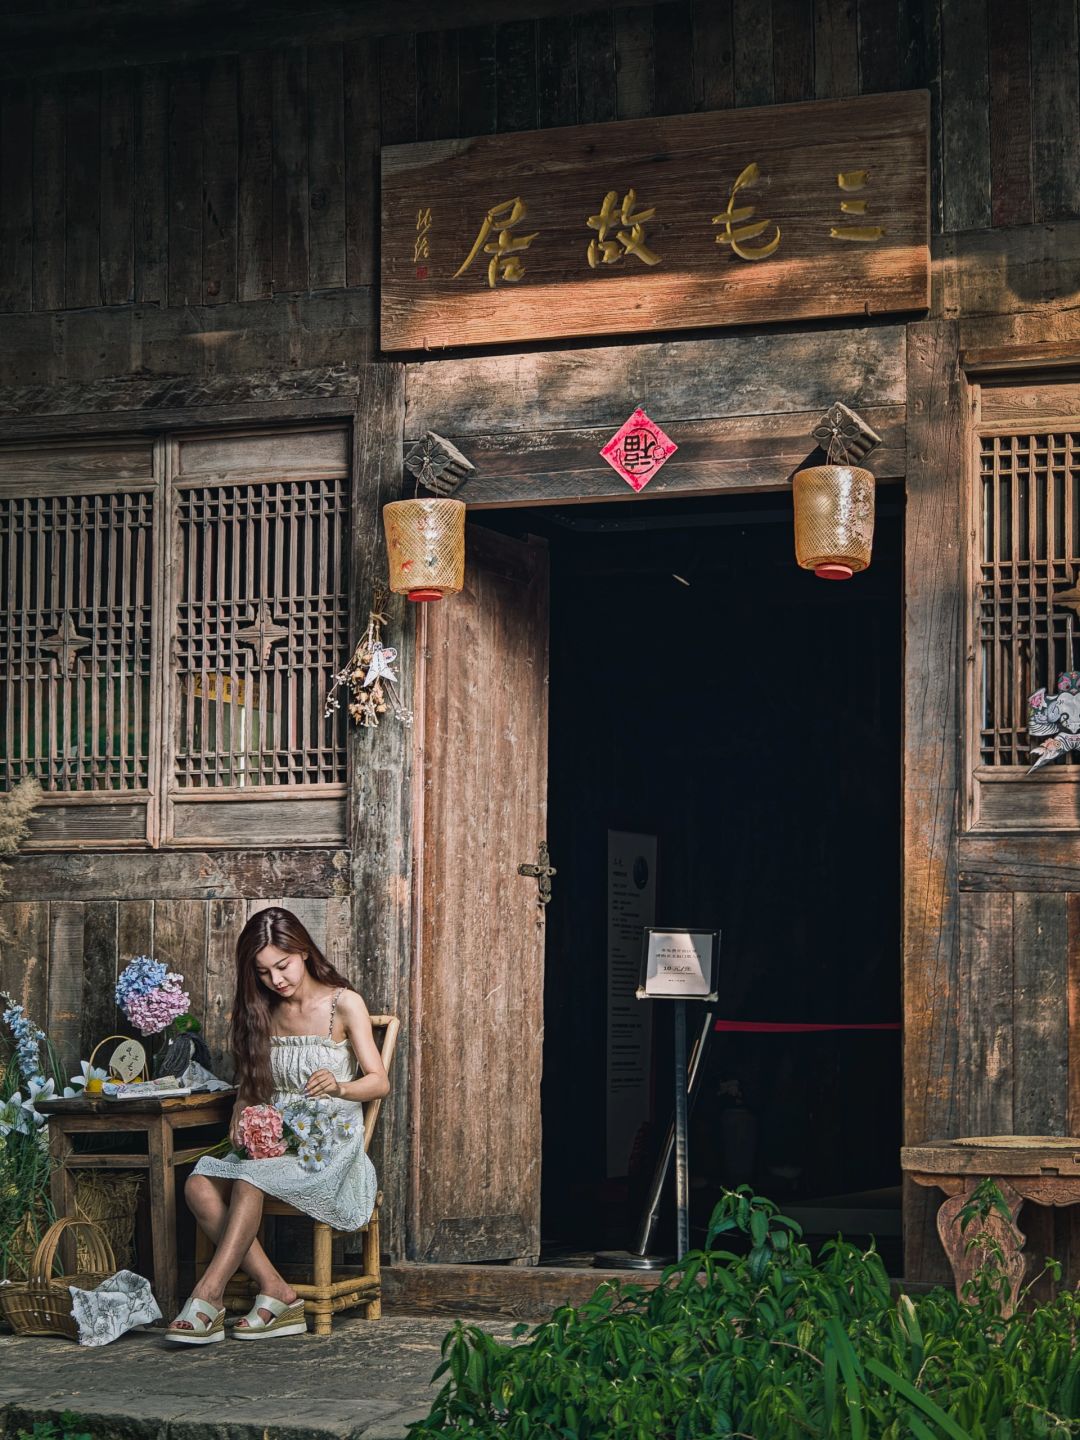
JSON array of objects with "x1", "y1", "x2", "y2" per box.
[
  {"x1": 163, "y1": 429, "x2": 350, "y2": 847},
  {"x1": 970, "y1": 372, "x2": 1080, "y2": 832},
  {"x1": 977, "y1": 431, "x2": 1080, "y2": 767},
  {"x1": 0, "y1": 428, "x2": 351, "y2": 849},
  {"x1": 1, "y1": 490, "x2": 155, "y2": 790},
  {"x1": 0, "y1": 443, "x2": 159, "y2": 846}
]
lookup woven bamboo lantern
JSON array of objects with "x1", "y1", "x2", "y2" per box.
[
  {"x1": 793, "y1": 403, "x2": 881, "y2": 581},
  {"x1": 383, "y1": 497, "x2": 466, "y2": 602}
]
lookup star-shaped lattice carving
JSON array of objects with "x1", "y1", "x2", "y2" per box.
[
  {"x1": 235, "y1": 602, "x2": 290, "y2": 664},
  {"x1": 40, "y1": 613, "x2": 90, "y2": 673},
  {"x1": 1053, "y1": 571, "x2": 1080, "y2": 620}
]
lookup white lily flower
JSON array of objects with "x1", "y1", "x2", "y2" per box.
[
  {"x1": 2, "y1": 1092, "x2": 33, "y2": 1135},
  {"x1": 20, "y1": 1076, "x2": 56, "y2": 1126},
  {"x1": 68, "y1": 1060, "x2": 109, "y2": 1094}
]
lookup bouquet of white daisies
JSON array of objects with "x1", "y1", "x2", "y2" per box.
[{"x1": 235, "y1": 1097, "x2": 360, "y2": 1173}]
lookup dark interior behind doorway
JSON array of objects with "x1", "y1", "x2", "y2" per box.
[{"x1": 476, "y1": 489, "x2": 903, "y2": 1270}]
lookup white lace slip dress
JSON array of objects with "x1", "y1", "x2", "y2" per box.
[{"x1": 192, "y1": 989, "x2": 378, "y2": 1231}]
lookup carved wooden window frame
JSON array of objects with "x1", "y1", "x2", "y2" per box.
[
  {"x1": 0, "y1": 423, "x2": 351, "y2": 851},
  {"x1": 964, "y1": 353, "x2": 1080, "y2": 833}
]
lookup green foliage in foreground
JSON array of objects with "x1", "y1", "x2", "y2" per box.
[
  {"x1": 17, "y1": 1413, "x2": 94, "y2": 1440},
  {"x1": 410, "y1": 1185, "x2": 1080, "y2": 1440}
]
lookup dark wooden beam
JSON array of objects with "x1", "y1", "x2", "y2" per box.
[
  {"x1": 3, "y1": 848, "x2": 351, "y2": 901},
  {"x1": 960, "y1": 342, "x2": 1080, "y2": 375},
  {"x1": 0, "y1": 0, "x2": 677, "y2": 80},
  {"x1": 380, "y1": 1260, "x2": 663, "y2": 1320},
  {"x1": 959, "y1": 835, "x2": 1080, "y2": 892},
  {"x1": 431, "y1": 406, "x2": 905, "y2": 509}
]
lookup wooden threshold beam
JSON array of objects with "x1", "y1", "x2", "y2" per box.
[{"x1": 378, "y1": 1261, "x2": 663, "y2": 1321}]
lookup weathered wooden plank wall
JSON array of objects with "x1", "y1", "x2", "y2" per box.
[
  {"x1": 0, "y1": 884, "x2": 355, "y2": 1079},
  {"x1": 1, "y1": 0, "x2": 1080, "y2": 1282},
  {"x1": 0, "y1": 0, "x2": 1075, "y2": 318}
]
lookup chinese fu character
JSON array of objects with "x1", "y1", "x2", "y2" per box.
[
  {"x1": 830, "y1": 170, "x2": 885, "y2": 242},
  {"x1": 713, "y1": 162, "x2": 781, "y2": 261},
  {"x1": 586, "y1": 189, "x2": 661, "y2": 268},
  {"x1": 454, "y1": 197, "x2": 538, "y2": 287},
  {"x1": 620, "y1": 430, "x2": 660, "y2": 476},
  {"x1": 414, "y1": 207, "x2": 432, "y2": 264}
]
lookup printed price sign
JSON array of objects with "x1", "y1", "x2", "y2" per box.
[{"x1": 637, "y1": 929, "x2": 719, "y2": 1000}]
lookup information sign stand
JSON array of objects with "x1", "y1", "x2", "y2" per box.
[{"x1": 599, "y1": 929, "x2": 719, "y2": 1269}]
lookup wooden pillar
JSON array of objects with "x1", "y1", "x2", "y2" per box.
[
  {"x1": 902, "y1": 319, "x2": 966, "y2": 1285},
  {"x1": 349, "y1": 363, "x2": 412, "y2": 1262}
]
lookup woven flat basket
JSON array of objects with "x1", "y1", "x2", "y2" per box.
[{"x1": 0, "y1": 1216, "x2": 116, "y2": 1339}]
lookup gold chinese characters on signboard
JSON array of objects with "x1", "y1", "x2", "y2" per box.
[{"x1": 380, "y1": 91, "x2": 929, "y2": 350}]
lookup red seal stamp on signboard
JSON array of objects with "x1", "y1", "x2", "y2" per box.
[{"x1": 600, "y1": 408, "x2": 678, "y2": 492}]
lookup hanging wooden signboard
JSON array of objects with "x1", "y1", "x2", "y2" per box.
[{"x1": 380, "y1": 91, "x2": 929, "y2": 353}]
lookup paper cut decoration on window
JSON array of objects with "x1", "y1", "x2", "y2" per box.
[
  {"x1": 600, "y1": 409, "x2": 678, "y2": 492},
  {"x1": 1028, "y1": 671, "x2": 1080, "y2": 772}
]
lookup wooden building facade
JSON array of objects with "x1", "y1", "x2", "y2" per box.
[{"x1": 1, "y1": 0, "x2": 1080, "y2": 1292}]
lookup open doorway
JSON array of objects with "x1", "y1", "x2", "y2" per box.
[{"x1": 474, "y1": 487, "x2": 903, "y2": 1273}]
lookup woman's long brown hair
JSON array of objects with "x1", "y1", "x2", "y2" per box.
[{"x1": 231, "y1": 906, "x2": 352, "y2": 1104}]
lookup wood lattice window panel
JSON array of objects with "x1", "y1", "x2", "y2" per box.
[
  {"x1": 0, "y1": 490, "x2": 154, "y2": 791},
  {"x1": 977, "y1": 430, "x2": 1080, "y2": 767},
  {"x1": 172, "y1": 480, "x2": 348, "y2": 788},
  {"x1": 0, "y1": 428, "x2": 352, "y2": 849},
  {"x1": 164, "y1": 428, "x2": 350, "y2": 847}
]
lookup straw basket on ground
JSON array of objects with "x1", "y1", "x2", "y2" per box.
[{"x1": 0, "y1": 1217, "x2": 115, "y2": 1339}]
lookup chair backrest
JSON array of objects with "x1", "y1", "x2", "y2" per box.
[{"x1": 362, "y1": 1015, "x2": 399, "y2": 1154}]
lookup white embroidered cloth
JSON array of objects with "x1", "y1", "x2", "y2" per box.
[
  {"x1": 68, "y1": 1269, "x2": 162, "y2": 1346},
  {"x1": 192, "y1": 1036, "x2": 377, "y2": 1231}
]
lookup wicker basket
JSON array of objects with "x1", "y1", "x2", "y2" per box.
[{"x1": 0, "y1": 1216, "x2": 116, "y2": 1339}]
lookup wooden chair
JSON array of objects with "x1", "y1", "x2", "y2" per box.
[{"x1": 195, "y1": 1014, "x2": 399, "y2": 1336}]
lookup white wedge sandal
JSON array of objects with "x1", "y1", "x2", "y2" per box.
[
  {"x1": 164, "y1": 1296, "x2": 226, "y2": 1345},
  {"x1": 232, "y1": 1293, "x2": 308, "y2": 1340}
]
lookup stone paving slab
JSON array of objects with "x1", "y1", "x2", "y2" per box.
[{"x1": 0, "y1": 1315, "x2": 519, "y2": 1440}]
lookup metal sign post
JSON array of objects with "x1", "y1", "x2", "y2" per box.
[
  {"x1": 673, "y1": 998, "x2": 690, "y2": 1260},
  {"x1": 600, "y1": 929, "x2": 719, "y2": 1270}
]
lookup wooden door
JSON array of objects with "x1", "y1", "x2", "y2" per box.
[{"x1": 409, "y1": 525, "x2": 549, "y2": 1263}]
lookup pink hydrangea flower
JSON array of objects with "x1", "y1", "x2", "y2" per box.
[
  {"x1": 124, "y1": 974, "x2": 191, "y2": 1036},
  {"x1": 237, "y1": 1104, "x2": 287, "y2": 1159}
]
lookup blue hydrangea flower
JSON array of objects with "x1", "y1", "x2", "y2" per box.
[{"x1": 114, "y1": 956, "x2": 169, "y2": 1010}]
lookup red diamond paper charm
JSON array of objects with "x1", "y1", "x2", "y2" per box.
[{"x1": 600, "y1": 408, "x2": 678, "y2": 492}]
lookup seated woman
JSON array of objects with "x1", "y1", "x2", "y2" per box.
[{"x1": 166, "y1": 906, "x2": 389, "y2": 1343}]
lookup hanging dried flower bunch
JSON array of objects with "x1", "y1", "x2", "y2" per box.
[{"x1": 324, "y1": 593, "x2": 412, "y2": 729}]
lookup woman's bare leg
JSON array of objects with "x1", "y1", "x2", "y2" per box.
[{"x1": 169, "y1": 1175, "x2": 297, "y2": 1330}]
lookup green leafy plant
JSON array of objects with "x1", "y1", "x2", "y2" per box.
[
  {"x1": 17, "y1": 1411, "x2": 95, "y2": 1440},
  {"x1": 0, "y1": 996, "x2": 66, "y2": 1279},
  {"x1": 410, "y1": 1186, "x2": 1080, "y2": 1439}
]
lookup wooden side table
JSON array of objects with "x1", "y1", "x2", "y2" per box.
[
  {"x1": 36, "y1": 1091, "x2": 234, "y2": 1325},
  {"x1": 901, "y1": 1135, "x2": 1080, "y2": 1313}
]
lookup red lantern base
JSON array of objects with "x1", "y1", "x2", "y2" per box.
[
  {"x1": 814, "y1": 563, "x2": 854, "y2": 581},
  {"x1": 407, "y1": 588, "x2": 444, "y2": 602}
]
